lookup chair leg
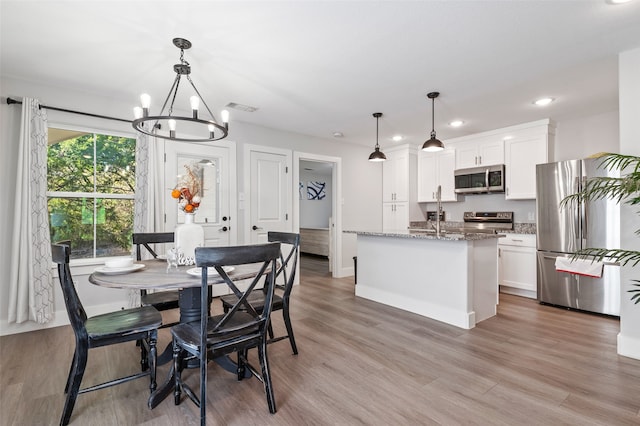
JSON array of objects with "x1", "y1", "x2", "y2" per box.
[
  {"x1": 148, "y1": 330, "x2": 158, "y2": 392},
  {"x1": 267, "y1": 322, "x2": 275, "y2": 339},
  {"x1": 282, "y1": 302, "x2": 298, "y2": 355},
  {"x1": 60, "y1": 343, "x2": 88, "y2": 426},
  {"x1": 173, "y1": 341, "x2": 182, "y2": 406},
  {"x1": 237, "y1": 349, "x2": 247, "y2": 381},
  {"x1": 199, "y1": 345, "x2": 207, "y2": 426},
  {"x1": 64, "y1": 349, "x2": 78, "y2": 394},
  {"x1": 140, "y1": 338, "x2": 149, "y2": 372},
  {"x1": 258, "y1": 338, "x2": 277, "y2": 414}
]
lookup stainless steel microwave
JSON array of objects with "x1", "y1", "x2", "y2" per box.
[{"x1": 454, "y1": 164, "x2": 505, "y2": 194}]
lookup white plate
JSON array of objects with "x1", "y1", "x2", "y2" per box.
[
  {"x1": 94, "y1": 264, "x2": 146, "y2": 275},
  {"x1": 186, "y1": 266, "x2": 235, "y2": 277}
]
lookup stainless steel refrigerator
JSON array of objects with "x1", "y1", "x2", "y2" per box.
[{"x1": 536, "y1": 159, "x2": 620, "y2": 316}]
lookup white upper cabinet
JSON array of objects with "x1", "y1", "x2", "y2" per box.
[
  {"x1": 417, "y1": 148, "x2": 457, "y2": 203},
  {"x1": 504, "y1": 121, "x2": 555, "y2": 200},
  {"x1": 453, "y1": 137, "x2": 504, "y2": 170},
  {"x1": 382, "y1": 149, "x2": 410, "y2": 202}
]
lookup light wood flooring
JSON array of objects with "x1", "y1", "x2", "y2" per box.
[{"x1": 2, "y1": 254, "x2": 639, "y2": 425}]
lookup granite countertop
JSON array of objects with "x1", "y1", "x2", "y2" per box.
[
  {"x1": 409, "y1": 221, "x2": 536, "y2": 235},
  {"x1": 343, "y1": 229, "x2": 504, "y2": 241}
]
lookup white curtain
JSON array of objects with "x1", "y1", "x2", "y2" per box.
[
  {"x1": 134, "y1": 133, "x2": 164, "y2": 235},
  {"x1": 8, "y1": 98, "x2": 54, "y2": 324},
  {"x1": 132, "y1": 133, "x2": 164, "y2": 306}
]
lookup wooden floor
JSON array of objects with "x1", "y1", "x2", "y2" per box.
[{"x1": 2, "y1": 254, "x2": 640, "y2": 425}]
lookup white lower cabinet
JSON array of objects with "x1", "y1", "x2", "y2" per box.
[{"x1": 498, "y1": 234, "x2": 537, "y2": 298}]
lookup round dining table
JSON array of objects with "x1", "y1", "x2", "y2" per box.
[{"x1": 89, "y1": 258, "x2": 264, "y2": 408}]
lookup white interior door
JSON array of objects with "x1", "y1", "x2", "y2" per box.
[
  {"x1": 165, "y1": 141, "x2": 236, "y2": 248},
  {"x1": 245, "y1": 145, "x2": 292, "y2": 243}
]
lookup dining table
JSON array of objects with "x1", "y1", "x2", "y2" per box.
[{"x1": 88, "y1": 258, "x2": 265, "y2": 408}]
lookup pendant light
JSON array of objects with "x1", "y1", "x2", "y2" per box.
[
  {"x1": 422, "y1": 92, "x2": 445, "y2": 152},
  {"x1": 368, "y1": 112, "x2": 386, "y2": 162}
]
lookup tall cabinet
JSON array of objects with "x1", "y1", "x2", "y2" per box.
[{"x1": 382, "y1": 145, "x2": 418, "y2": 231}]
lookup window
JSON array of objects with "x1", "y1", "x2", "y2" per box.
[{"x1": 47, "y1": 127, "x2": 136, "y2": 260}]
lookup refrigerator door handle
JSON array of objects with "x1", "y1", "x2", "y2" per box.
[
  {"x1": 573, "y1": 176, "x2": 580, "y2": 246},
  {"x1": 582, "y1": 176, "x2": 588, "y2": 244}
]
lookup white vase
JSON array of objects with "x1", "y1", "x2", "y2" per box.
[{"x1": 175, "y1": 213, "x2": 204, "y2": 265}]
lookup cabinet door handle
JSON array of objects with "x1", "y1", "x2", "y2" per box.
[
  {"x1": 479, "y1": 155, "x2": 482, "y2": 164},
  {"x1": 475, "y1": 156, "x2": 478, "y2": 165},
  {"x1": 511, "y1": 239, "x2": 523, "y2": 242}
]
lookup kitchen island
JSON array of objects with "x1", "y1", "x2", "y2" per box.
[{"x1": 345, "y1": 229, "x2": 502, "y2": 329}]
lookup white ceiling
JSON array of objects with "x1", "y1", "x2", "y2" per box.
[{"x1": 2, "y1": 1, "x2": 640, "y2": 150}]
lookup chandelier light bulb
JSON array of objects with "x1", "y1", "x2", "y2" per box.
[
  {"x1": 221, "y1": 109, "x2": 230, "y2": 124},
  {"x1": 168, "y1": 119, "x2": 176, "y2": 138},
  {"x1": 133, "y1": 106, "x2": 143, "y2": 119},
  {"x1": 140, "y1": 93, "x2": 151, "y2": 109},
  {"x1": 208, "y1": 124, "x2": 215, "y2": 138},
  {"x1": 190, "y1": 96, "x2": 199, "y2": 119}
]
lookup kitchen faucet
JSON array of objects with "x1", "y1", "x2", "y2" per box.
[{"x1": 435, "y1": 184, "x2": 442, "y2": 236}]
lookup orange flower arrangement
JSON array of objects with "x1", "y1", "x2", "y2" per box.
[{"x1": 171, "y1": 163, "x2": 202, "y2": 213}]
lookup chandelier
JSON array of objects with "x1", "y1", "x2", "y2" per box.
[{"x1": 132, "y1": 38, "x2": 229, "y2": 142}]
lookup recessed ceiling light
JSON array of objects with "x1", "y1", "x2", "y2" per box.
[
  {"x1": 448, "y1": 120, "x2": 464, "y2": 127},
  {"x1": 392, "y1": 135, "x2": 403, "y2": 142},
  {"x1": 333, "y1": 132, "x2": 344, "y2": 138},
  {"x1": 606, "y1": 0, "x2": 633, "y2": 4},
  {"x1": 533, "y1": 97, "x2": 554, "y2": 106}
]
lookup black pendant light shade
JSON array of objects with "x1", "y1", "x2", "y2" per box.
[
  {"x1": 422, "y1": 92, "x2": 445, "y2": 152},
  {"x1": 368, "y1": 112, "x2": 386, "y2": 162}
]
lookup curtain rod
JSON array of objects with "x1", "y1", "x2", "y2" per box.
[{"x1": 6, "y1": 97, "x2": 132, "y2": 124}]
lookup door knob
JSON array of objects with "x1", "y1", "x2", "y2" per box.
[
  {"x1": 252, "y1": 225, "x2": 262, "y2": 231},
  {"x1": 222, "y1": 216, "x2": 228, "y2": 221},
  {"x1": 219, "y1": 226, "x2": 228, "y2": 232}
]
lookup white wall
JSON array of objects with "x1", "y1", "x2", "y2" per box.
[
  {"x1": 554, "y1": 110, "x2": 619, "y2": 161},
  {"x1": 617, "y1": 47, "x2": 640, "y2": 360},
  {"x1": 299, "y1": 171, "x2": 332, "y2": 229},
  {"x1": 0, "y1": 76, "x2": 381, "y2": 335}
]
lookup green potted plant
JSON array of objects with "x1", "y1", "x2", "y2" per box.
[{"x1": 561, "y1": 153, "x2": 640, "y2": 302}]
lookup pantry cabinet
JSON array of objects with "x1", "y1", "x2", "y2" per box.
[{"x1": 382, "y1": 145, "x2": 418, "y2": 231}]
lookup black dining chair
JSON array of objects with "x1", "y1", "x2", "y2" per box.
[
  {"x1": 220, "y1": 231, "x2": 300, "y2": 354},
  {"x1": 133, "y1": 232, "x2": 180, "y2": 321},
  {"x1": 52, "y1": 242, "x2": 162, "y2": 426},
  {"x1": 171, "y1": 242, "x2": 281, "y2": 425}
]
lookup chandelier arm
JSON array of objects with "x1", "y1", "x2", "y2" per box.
[
  {"x1": 376, "y1": 115, "x2": 380, "y2": 148},
  {"x1": 186, "y1": 75, "x2": 220, "y2": 124},
  {"x1": 167, "y1": 75, "x2": 183, "y2": 116}
]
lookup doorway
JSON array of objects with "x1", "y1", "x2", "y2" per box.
[{"x1": 293, "y1": 152, "x2": 342, "y2": 278}]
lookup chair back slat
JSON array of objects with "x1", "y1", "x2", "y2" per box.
[{"x1": 132, "y1": 232, "x2": 174, "y2": 260}]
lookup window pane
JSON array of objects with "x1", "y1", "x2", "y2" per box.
[
  {"x1": 96, "y1": 135, "x2": 136, "y2": 194},
  {"x1": 49, "y1": 197, "x2": 133, "y2": 259},
  {"x1": 47, "y1": 133, "x2": 95, "y2": 192},
  {"x1": 96, "y1": 198, "x2": 134, "y2": 257}
]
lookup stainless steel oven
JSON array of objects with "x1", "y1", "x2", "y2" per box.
[{"x1": 454, "y1": 164, "x2": 505, "y2": 194}]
